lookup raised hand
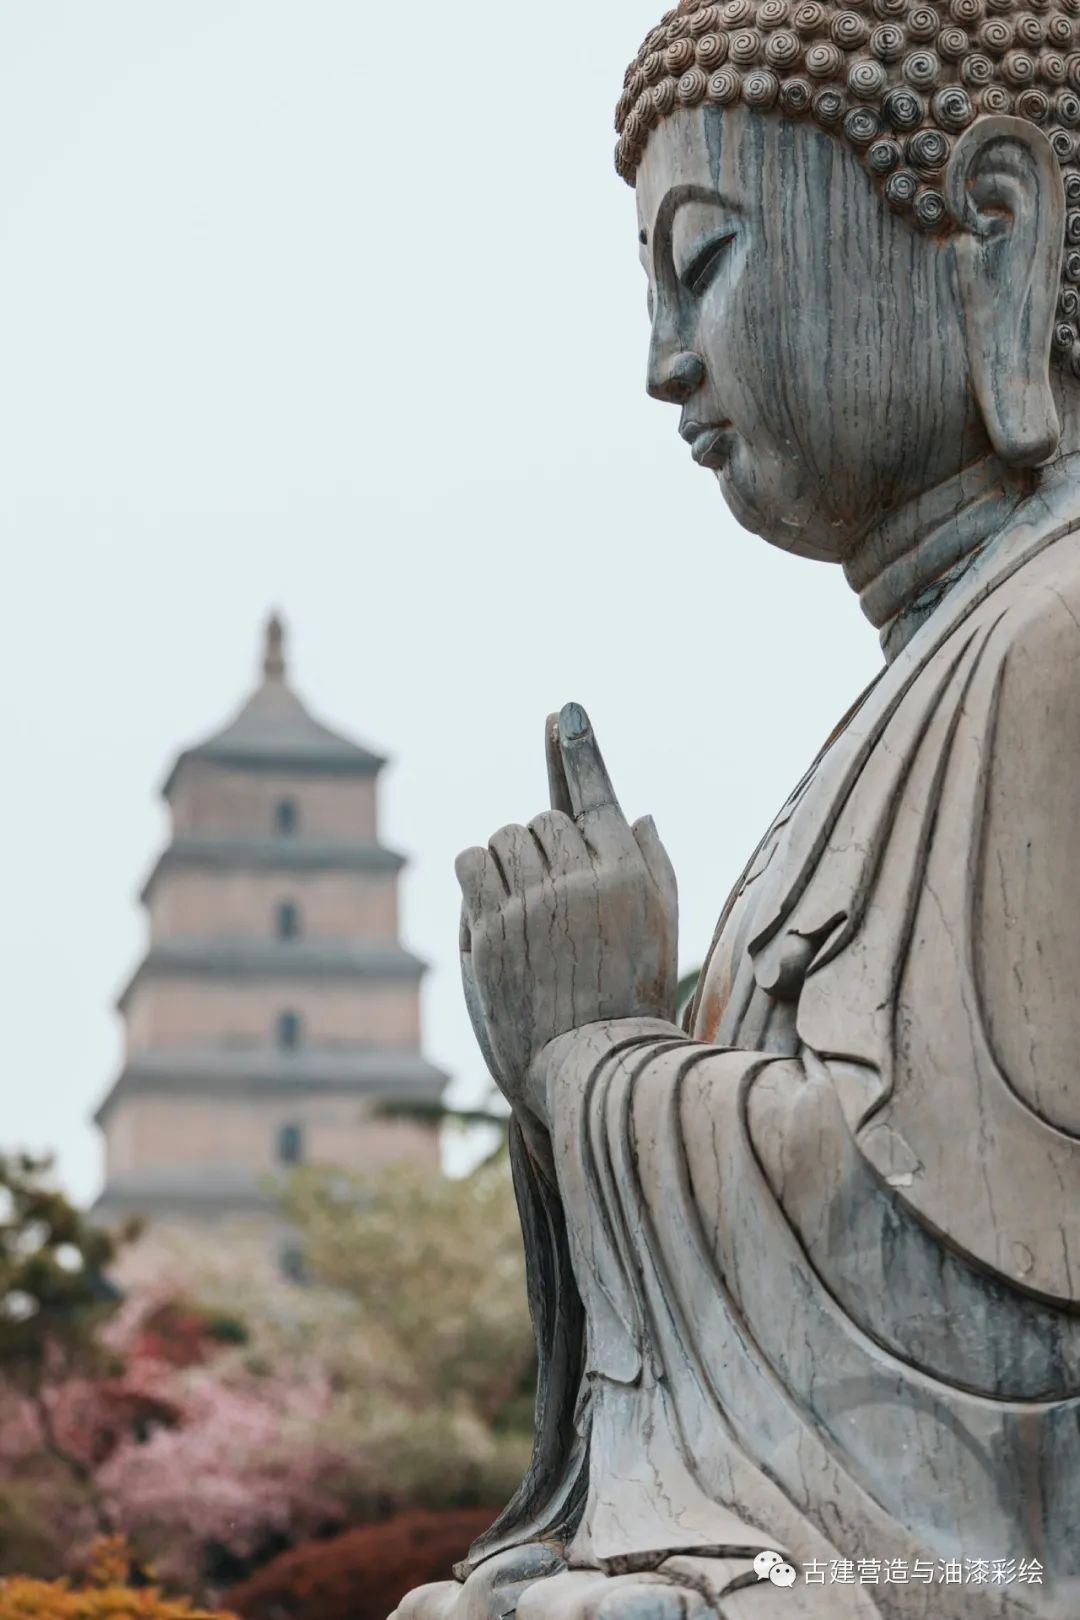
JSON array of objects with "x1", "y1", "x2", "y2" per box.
[{"x1": 456, "y1": 702, "x2": 678, "y2": 1111}]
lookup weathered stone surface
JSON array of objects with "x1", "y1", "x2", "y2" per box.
[{"x1": 391, "y1": 4, "x2": 1080, "y2": 1613}]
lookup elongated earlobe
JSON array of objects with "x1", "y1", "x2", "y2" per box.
[{"x1": 944, "y1": 115, "x2": 1065, "y2": 468}]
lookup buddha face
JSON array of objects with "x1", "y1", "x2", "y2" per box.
[{"x1": 635, "y1": 104, "x2": 986, "y2": 561}]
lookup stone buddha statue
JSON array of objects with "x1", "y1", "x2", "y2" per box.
[{"x1": 393, "y1": 1, "x2": 1080, "y2": 1615}]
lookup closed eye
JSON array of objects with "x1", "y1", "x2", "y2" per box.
[{"x1": 680, "y1": 231, "x2": 735, "y2": 296}]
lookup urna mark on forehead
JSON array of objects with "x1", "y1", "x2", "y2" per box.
[{"x1": 617, "y1": 0, "x2": 1080, "y2": 374}]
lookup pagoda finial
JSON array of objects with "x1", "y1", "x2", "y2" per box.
[{"x1": 263, "y1": 611, "x2": 286, "y2": 680}]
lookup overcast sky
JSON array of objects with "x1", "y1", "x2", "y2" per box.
[{"x1": 0, "y1": 3, "x2": 882, "y2": 1205}]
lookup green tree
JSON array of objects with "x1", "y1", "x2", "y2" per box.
[
  {"x1": 0, "y1": 1153, "x2": 134, "y2": 1534},
  {"x1": 676, "y1": 967, "x2": 702, "y2": 1024},
  {"x1": 280, "y1": 1154, "x2": 535, "y2": 1511}
]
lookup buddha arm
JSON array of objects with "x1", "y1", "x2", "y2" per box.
[
  {"x1": 524, "y1": 1017, "x2": 694, "y2": 1130},
  {"x1": 526, "y1": 581, "x2": 1080, "y2": 1341},
  {"x1": 971, "y1": 582, "x2": 1080, "y2": 1141},
  {"x1": 759, "y1": 579, "x2": 1080, "y2": 1335}
]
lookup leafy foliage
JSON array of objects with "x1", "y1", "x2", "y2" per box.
[
  {"x1": 0, "y1": 1156, "x2": 139, "y2": 1543},
  {"x1": 675, "y1": 967, "x2": 702, "y2": 1024},
  {"x1": 283, "y1": 1154, "x2": 534, "y2": 1429},
  {"x1": 0, "y1": 1537, "x2": 235, "y2": 1620},
  {"x1": 0, "y1": 1258, "x2": 360, "y2": 1587},
  {"x1": 0, "y1": 1154, "x2": 132, "y2": 1393},
  {"x1": 226, "y1": 1508, "x2": 495, "y2": 1620},
  {"x1": 0, "y1": 1156, "x2": 534, "y2": 1597}
]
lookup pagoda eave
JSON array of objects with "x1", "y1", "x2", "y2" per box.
[
  {"x1": 94, "y1": 1050, "x2": 449, "y2": 1125},
  {"x1": 116, "y1": 940, "x2": 427, "y2": 1011},
  {"x1": 161, "y1": 743, "x2": 385, "y2": 800},
  {"x1": 139, "y1": 836, "x2": 406, "y2": 904}
]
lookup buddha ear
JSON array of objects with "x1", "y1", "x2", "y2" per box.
[{"x1": 944, "y1": 114, "x2": 1065, "y2": 467}]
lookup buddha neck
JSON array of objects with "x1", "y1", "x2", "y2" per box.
[{"x1": 844, "y1": 457, "x2": 1034, "y2": 662}]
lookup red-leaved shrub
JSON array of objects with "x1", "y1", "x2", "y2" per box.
[{"x1": 226, "y1": 1508, "x2": 496, "y2": 1620}]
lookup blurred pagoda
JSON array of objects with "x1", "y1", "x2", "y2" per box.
[{"x1": 93, "y1": 613, "x2": 447, "y2": 1234}]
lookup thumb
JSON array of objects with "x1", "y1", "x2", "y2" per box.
[{"x1": 632, "y1": 814, "x2": 677, "y2": 904}]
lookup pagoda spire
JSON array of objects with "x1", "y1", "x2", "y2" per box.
[{"x1": 263, "y1": 611, "x2": 286, "y2": 681}]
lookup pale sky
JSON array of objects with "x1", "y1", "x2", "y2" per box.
[{"x1": 0, "y1": 3, "x2": 882, "y2": 1205}]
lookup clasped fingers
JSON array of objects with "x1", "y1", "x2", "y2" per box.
[{"x1": 456, "y1": 813, "x2": 594, "y2": 929}]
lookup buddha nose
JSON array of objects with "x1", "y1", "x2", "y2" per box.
[{"x1": 647, "y1": 346, "x2": 705, "y2": 405}]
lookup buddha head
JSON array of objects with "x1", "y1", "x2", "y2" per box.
[{"x1": 619, "y1": 0, "x2": 1079, "y2": 561}]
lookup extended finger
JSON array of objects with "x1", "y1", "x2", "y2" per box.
[
  {"x1": 488, "y1": 822, "x2": 547, "y2": 893},
  {"x1": 557, "y1": 704, "x2": 640, "y2": 860},
  {"x1": 527, "y1": 809, "x2": 591, "y2": 876},
  {"x1": 455, "y1": 845, "x2": 506, "y2": 920},
  {"x1": 557, "y1": 702, "x2": 622, "y2": 821}
]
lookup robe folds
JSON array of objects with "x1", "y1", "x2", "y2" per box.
[{"x1": 461, "y1": 471, "x2": 1080, "y2": 1620}]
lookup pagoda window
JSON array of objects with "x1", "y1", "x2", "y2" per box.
[
  {"x1": 277, "y1": 1010, "x2": 302, "y2": 1050},
  {"x1": 277, "y1": 1122, "x2": 304, "y2": 1165},
  {"x1": 275, "y1": 798, "x2": 299, "y2": 835},
  {"x1": 276, "y1": 901, "x2": 301, "y2": 940}
]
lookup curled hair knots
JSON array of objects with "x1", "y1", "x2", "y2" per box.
[
  {"x1": 961, "y1": 51, "x2": 996, "y2": 82},
  {"x1": 765, "y1": 30, "x2": 804, "y2": 67},
  {"x1": 744, "y1": 67, "x2": 782, "y2": 103},
  {"x1": 665, "y1": 37, "x2": 697, "y2": 74},
  {"x1": 913, "y1": 185, "x2": 948, "y2": 226},
  {"x1": 780, "y1": 74, "x2": 814, "y2": 108},
  {"x1": 978, "y1": 15, "x2": 1016, "y2": 49},
  {"x1": 939, "y1": 26, "x2": 972, "y2": 57},
  {"x1": 845, "y1": 102, "x2": 882, "y2": 139},
  {"x1": 730, "y1": 27, "x2": 764, "y2": 62},
  {"x1": 978, "y1": 80, "x2": 1014, "y2": 107},
  {"x1": 678, "y1": 65, "x2": 711, "y2": 102},
  {"x1": 832, "y1": 10, "x2": 872, "y2": 47},
  {"x1": 907, "y1": 7, "x2": 941, "y2": 38},
  {"x1": 868, "y1": 132, "x2": 905, "y2": 167},
  {"x1": 851, "y1": 56, "x2": 890, "y2": 91},
  {"x1": 885, "y1": 166, "x2": 919, "y2": 207},
  {"x1": 695, "y1": 32, "x2": 731, "y2": 66},
  {"x1": 932, "y1": 83, "x2": 976, "y2": 122},
  {"x1": 883, "y1": 83, "x2": 926, "y2": 123},
  {"x1": 759, "y1": 1, "x2": 792, "y2": 28},
  {"x1": 806, "y1": 39, "x2": 844, "y2": 73},
  {"x1": 707, "y1": 65, "x2": 743, "y2": 100},
  {"x1": 813, "y1": 84, "x2": 848, "y2": 121},
  {"x1": 907, "y1": 124, "x2": 952, "y2": 165},
  {"x1": 793, "y1": 2, "x2": 827, "y2": 34},
  {"x1": 871, "y1": 23, "x2": 908, "y2": 58},
  {"x1": 903, "y1": 48, "x2": 943, "y2": 87}
]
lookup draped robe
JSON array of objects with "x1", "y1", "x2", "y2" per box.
[{"x1": 460, "y1": 474, "x2": 1080, "y2": 1620}]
